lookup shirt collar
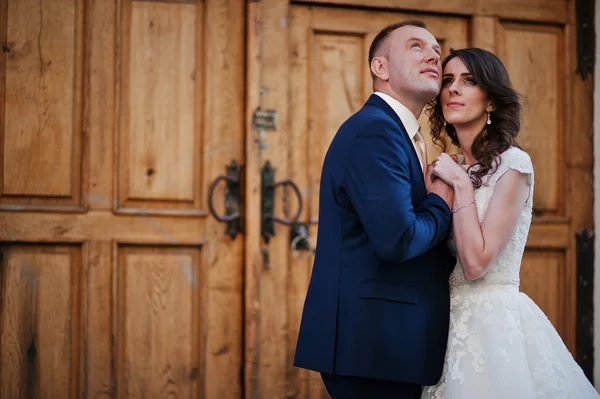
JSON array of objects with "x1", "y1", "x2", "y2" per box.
[{"x1": 374, "y1": 92, "x2": 420, "y2": 139}]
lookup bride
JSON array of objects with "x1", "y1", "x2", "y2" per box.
[{"x1": 421, "y1": 47, "x2": 599, "y2": 398}]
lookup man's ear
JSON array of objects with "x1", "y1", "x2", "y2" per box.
[{"x1": 370, "y1": 56, "x2": 389, "y2": 81}]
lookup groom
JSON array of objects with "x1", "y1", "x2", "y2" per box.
[{"x1": 293, "y1": 20, "x2": 455, "y2": 399}]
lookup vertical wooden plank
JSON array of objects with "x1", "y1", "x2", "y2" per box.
[
  {"x1": 202, "y1": 0, "x2": 244, "y2": 398},
  {"x1": 244, "y1": 1, "x2": 263, "y2": 398},
  {"x1": 0, "y1": 0, "x2": 6, "y2": 199},
  {"x1": 79, "y1": 0, "x2": 89, "y2": 212},
  {"x1": 469, "y1": 15, "x2": 496, "y2": 52},
  {"x1": 88, "y1": 0, "x2": 116, "y2": 211},
  {"x1": 261, "y1": 0, "x2": 290, "y2": 393},
  {"x1": 288, "y1": 6, "x2": 312, "y2": 399},
  {"x1": 245, "y1": 0, "x2": 291, "y2": 398},
  {"x1": 86, "y1": 241, "x2": 113, "y2": 398},
  {"x1": 72, "y1": 244, "x2": 84, "y2": 399},
  {"x1": 115, "y1": 0, "x2": 131, "y2": 211}
]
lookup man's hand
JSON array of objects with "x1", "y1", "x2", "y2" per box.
[{"x1": 425, "y1": 164, "x2": 454, "y2": 211}]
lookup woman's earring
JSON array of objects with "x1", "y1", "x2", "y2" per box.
[
  {"x1": 443, "y1": 121, "x2": 447, "y2": 126},
  {"x1": 486, "y1": 112, "x2": 491, "y2": 125}
]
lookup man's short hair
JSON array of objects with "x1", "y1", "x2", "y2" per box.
[{"x1": 368, "y1": 20, "x2": 427, "y2": 80}]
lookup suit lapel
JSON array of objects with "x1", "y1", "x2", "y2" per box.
[{"x1": 365, "y1": 94, "x2": 425, "y2": 181}]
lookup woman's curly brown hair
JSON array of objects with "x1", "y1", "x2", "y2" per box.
[{"x1": 426, "y1": 48, "x2": 523, "y2": 188}]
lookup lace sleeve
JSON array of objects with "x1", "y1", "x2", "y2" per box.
[{"x1": 487, "y1": 147, "x2": 534, "y2": 205}]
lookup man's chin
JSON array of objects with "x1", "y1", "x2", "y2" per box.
[
  {"x1": 419, "y1": 85, "x2": 441, "y2": 102},
  {"x1": 427, "y1": 82, "x2": 442, "y2": 95}
]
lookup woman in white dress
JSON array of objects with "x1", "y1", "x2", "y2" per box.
[{"x1": 421, "y1": 48, "x2": 599, "y2": 399}]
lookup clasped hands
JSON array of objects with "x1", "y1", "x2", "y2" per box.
[{"x1": 426, "y1": 153, "x2": 469, "y2": 210}]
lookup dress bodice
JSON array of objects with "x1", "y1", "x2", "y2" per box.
[{"x1": 448, "y1": 147, "x2": 535, "y2": 291}]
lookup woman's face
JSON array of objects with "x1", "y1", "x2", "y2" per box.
[{"x1": 440, "y1": 57, "x2": 493, "y2": 130}]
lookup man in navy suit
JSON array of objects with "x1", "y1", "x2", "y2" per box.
[{"x1": 293, "y1": 20, "x2": 455, "y2": 399}]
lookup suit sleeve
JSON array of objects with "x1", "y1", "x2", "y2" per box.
[{"x1": 342, "y1": 123, "x2": 452, "y2": 263}]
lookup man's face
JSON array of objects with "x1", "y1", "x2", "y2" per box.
[{"x1": 379, "y1": 26, "x2": 442, "y2": 103}]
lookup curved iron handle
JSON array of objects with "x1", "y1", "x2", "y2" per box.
[
  {"x1": 266, "y1": 179, "x2": 303, "y2": 225},
  {"x1": 207, "y1": 175, "x2": 240, "y2": 222},
  {"x1": 261, "y1": 160, "x2": 305, "y2": 243},
  {"x1": 207, "y1": 160, "x2": 243, "y2": 239}
]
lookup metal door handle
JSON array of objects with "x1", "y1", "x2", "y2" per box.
[
  {"x1": 261, "y1": 161, "x2": 303, "y2": 243},
  {"x1": 207, "y1": 160, "x2": 243, "y2": 239}
]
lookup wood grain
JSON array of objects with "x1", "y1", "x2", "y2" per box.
[
  {"x1": 2, "y1": 0, "x2": 85, "y2": 208},
  {"x1": 470, "y1": 16, "x2": 495, "y2": 52},
  {"x1": 88, "y1": 0, "x2": 116, "y2": 211},
  {"x1": 118, "y1": 1, "x2": 201, "y2": 211},
  {"x1": 497, "y1": 22, "x2": 564, "y2": 215},
  {"x1": 245, "y1": 0, "x2": 292, "y2": 397},
  {"x1": 0, "y1": 245, "x2": 82, "y2": 399},
  {"x1": 291, "y1": 0, "x2": 568, "y2": 23},
  {"x1": 521, "y1": 250, "x2": 565, "y2": 334},
  {"x1": 288, "y1": 6, "x2": 316, "y2": 398},
  {"x1": 86, "y1": 241, "x2": 114, "y2": 398},
  {"x1": 116, "y1": 246, "x2": 202, "y2": 398},
  {"x1": 1, "y1": 0, "x2": 245, "y2": 397},
  {"x1": 201, "y1": 0, "x2": 245, "y2": 397},
  {"x1": 244, "y1": 0, "x2": 263, "y2": 398}
]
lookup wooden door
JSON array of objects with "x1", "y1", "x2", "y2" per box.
[
  {"x1": 0, "y1": 0, "x2": 245, "y2": 398},
  {"x1": 248, "y1": 0, "x2": 592, "y2": 398}
]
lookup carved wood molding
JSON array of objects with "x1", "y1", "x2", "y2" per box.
[{"x1": 291, "y1": 0, "x2": 568, "y2": 24}]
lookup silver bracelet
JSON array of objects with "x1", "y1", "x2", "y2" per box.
[{"x1": 452, "y1": 199, "x2": 476, "y2": 214}]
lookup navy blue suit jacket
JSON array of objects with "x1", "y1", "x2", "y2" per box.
[{"x1": 293, "y1": 94, "x2": 455, "y2": 386}]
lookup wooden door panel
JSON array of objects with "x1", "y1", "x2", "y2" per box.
[
  {"x1": 0, "y1": 0, "x2": 245, "y2": 398},
  {"x1": 0, "y1": 245, "x2": 83, "y2": 399},
  {"x1": 2, "y1": 0, "x2": 85, "y2": 209},
  {"x1": 116, "y1": 246, "x2": 204, "y2": 398},
  {"x1": 520, "y1": 250, "x2": 565, "y2": 330},
  {"x1": 497, "y1": 22, "x2": 565, "y2": 215},
  {"x1": 118, "y1": 1, "x2": 202, "y2": 211},
  {"x1": 496, "y1": 20, "x2": 573, "y2": 343}
]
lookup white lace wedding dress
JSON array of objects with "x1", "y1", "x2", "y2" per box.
[{"x1": 422, "y1": 147, "x2": 599, "y2": 399}]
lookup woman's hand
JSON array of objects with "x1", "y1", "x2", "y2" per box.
[{"x1": 431, "y1": 153, "x2": 470, "y2": 189}]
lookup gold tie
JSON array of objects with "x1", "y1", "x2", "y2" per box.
[{"x1": 414, "y1": 129, "x2": 428, "y2": 174}]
